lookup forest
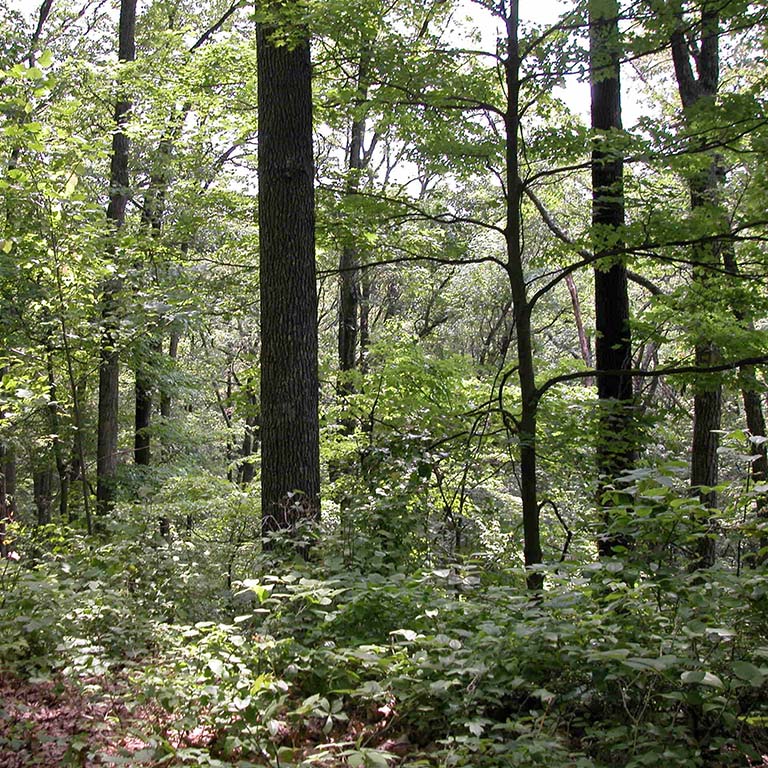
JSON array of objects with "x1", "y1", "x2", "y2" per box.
[{"x1": 1, "y1": 0, "x2": 768, "y2": 764}]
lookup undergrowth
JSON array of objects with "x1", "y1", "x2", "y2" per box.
[{"x1": 2, "y1": 505, "x2": 768, "y2": 767}]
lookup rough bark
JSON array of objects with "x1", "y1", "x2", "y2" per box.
[
  {"x1": 590, "y1": 0, "x2": 635, "y2": 559},
  {"x1": 97, "y1": 0, "x2": 137, "y2": 518},
  {"x1": 257, "y1": 18, "x2": 320, "y2": 540},
  {"x1": 670, "y1": 0, "x2": 722, "y2": 568}
]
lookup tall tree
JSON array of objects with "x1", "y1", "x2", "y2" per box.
[
  {"x1": 96, "y1": 0, "x2": 137, "y2": 518},
  {"x1": 257, "y1": 6, "x2": 320, "y2": 541},
  {"x1": 589, "y1": 0, "x2": 635, "y2": 555},
  {"x1": 502, "y1": 0, "x2": 542, "y2": 588},
  {"x1": 337, "y1": 48, "x2": 371, "y2": 395},
  {"x1": 670, "y1": 0, "x2": 723, "y2": 567}
]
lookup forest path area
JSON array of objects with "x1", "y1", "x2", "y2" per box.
[{"x1": 0, "y1": 673, "x2": 162, "y2": 767}]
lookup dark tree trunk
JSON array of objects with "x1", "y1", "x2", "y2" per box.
[
  {"x1": 134, "y1": 139, "x2": 171, "y2": 468},
  {"x1": 504, "y1": 1, "x2": 542, "y2": 589},
  {"x1": 743, "y1": 387, "x2": 768, "y2": 487},
  {"x1": 160, "y1": 329, "x2": 179, "y2": 422},
  {"x1": 359, "y1": 267, "x2": 371, "y2": 372},
  {"x1": 257, "y1": 17, "x2": 320, "y2": 540},
  {"x1": 97, "y1": 0, "x2": 137, "y2": 518},
  {"x1": 239, "y1": 381, "x2": 259, "y2": 487},
  {"x1": 134, "y1": 364, "x2": 152, "y2": 465},
  {"x1": 671, "y1": 1, "x2": 722, "y2": 568},
  {"x1": 0, "y1": 440, "x2": 14, "y2": 558},
  {"x1": 45, "y1": 343, "x2": 69, "y2": 520},
  {"x1": 720, "y1": 249, "x2": 768, "y2": 512},
  {"x1": 34, "y1": 466, "x2": 53, "y2": 526},
  {"x1": 338, "y1": 51, "x2": 371, "y2": 396},
  {"x1": 590, "y1": 0, "x2": 635, "y2": 557}
]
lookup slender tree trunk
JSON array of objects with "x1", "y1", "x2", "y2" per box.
[
  {"x1": 257, "y1": 16, "x2": 320, "y2": 541},
  {"x1": 160, "y1": 329, "x2": 180, "y2": 424},
  {"x1": 97, "y1": 0, "x2": 137, "y2": 518},
  {"x1": 720, "y1": 250, "x2": 768, "y2": 510},
  {"x1": 135, "y1": 138, "x2": 171, "y2": 468},
  {"x1": 564, "y1": 274, "x2": 592, "y2": 375},
  {"x1": 134, "y1": 358, "x2": 153, "y2": 466},
  {"x1": 359, "y1": 268, "x2": 371, "y2": 372},
  {"x1": 670, "y1": 0, "x2": 721, "y2": 568},
  {"x1": 338, "y1": 50, "x2": 371, "y2": 396},
  {"x1": 34, "y1": 466, "x2": 53, "y2": 525},
  {"x1": 589, "y1": 0, "x2": 635, "y2": 557},
  {"x1": 239, "y1": 383, "x2": 259, "y2": 487},
  {"x1": 45, "y1": 342, "x2": 69, "y2": 520},
  {"x1": 743, "y1": 388, "x2": 768, "y2": 487},
  {"x1": 504, "y1": 0, "x2": 542, "y2": 589},
  {"x1": 0, "y1": 440, "x2": 13, "y2": 558}
]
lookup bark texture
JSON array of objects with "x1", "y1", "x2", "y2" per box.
[
  {"x1": 671, "y1": 0, "x2": 722, "y2": 568},
  {"x1": 257, "y1": 20, "x2": 320, "y2": 539},
  {"x1": 97, "y1": 0, "x2": 137, "y2": 517},
  {"x1": 590, "y1": 0, "x2": 635, "y2": 559}
]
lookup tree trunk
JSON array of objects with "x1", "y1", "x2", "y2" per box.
[
  {"x1": 743, "y1": 387, "x2": 768, "y2": 487},
  {"x1": 34, "y1": 466, "x2": 53, "y2": 526},
  {"x1": 359, "y1": 267, "x2": 371, "y2": 372},
  {"x1": 504, "y1": 0, "x2": 542, "y2": 589},
  {"x1": 589, "y1": 0, "x2": 635, "y2": 557},
  {"x1": 239, "y1": 382, "x2": 259, "y2": 487},
  {"x1": 45, "y1": 341, "x2": 69, "y2": 520},
  {"x1": 257, "y1": 16, "x2": 320, "y2": 542},
  {"x1": 564, "y1": 274, "x2": 592, "y2": 375},
  {"x1": 0, "y1": 439, "x2": 14, "y2": 558},
  {"x1": 338, "y1": 50, "x2": 371, "y2": 396},
  {"x1": 160, "y1": 329, "x2": 180, "y2": 423},
  {"x1": 135, "y1": 138, "x2": 172, "y2": 468},
  {"x1": 134, "y1": 364, "x2": 152, "y2": 465},
  {"x1": 670, "y1": 0, "x2": 722, "y2": 568},
  {"x1": 97, "y1": 0, "x2": 137, "y2": 518}
]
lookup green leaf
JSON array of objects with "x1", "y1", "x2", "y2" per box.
[
  {"x1": 733, "y1": 661, "x2": 764, "y2": 685},
  {"x1": 207, "y1": 658, "x2": 224, "y2": 677},
  {"x1": 681, "y1": 670, "x2": 724, "y2": 688},
  {"x1": 623, "y1": 656, "x2": 678, "y2": 672}
]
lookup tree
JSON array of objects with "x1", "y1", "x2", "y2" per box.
[
  {"x1": 257, "y1": 6, "x2": 320, "y2": 541},
  {"x1": 589, "y1": 0, "x2": 635, "y2": 555},
  {"x1": 669, "y1": 0, "x2": 724, "y2": 567},
  {"x1": 96, "y1": 0, "x2": 137, "y2": 519}
]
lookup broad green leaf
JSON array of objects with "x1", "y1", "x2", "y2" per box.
[
  {"x1": 681, "y1": 670, "x2": 724, "y2": 688},
  {"x1": 733, "y1": 661, "x2": 764, "y2": 685},
  {"x1": 207, "y1": 658, "x2": 224, "y2": 677}
]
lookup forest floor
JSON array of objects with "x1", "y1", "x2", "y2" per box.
[
  {"x1": 0, "y1": 672, "x2": 154, "y2": 767},
  {"x1": 0, "y1": 671, "x2": 411, "y2": 767}
]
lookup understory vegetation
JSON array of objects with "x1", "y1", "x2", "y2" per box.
[{"x1": 2, "y1": 470, "x2": 768, "y2": 766}]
